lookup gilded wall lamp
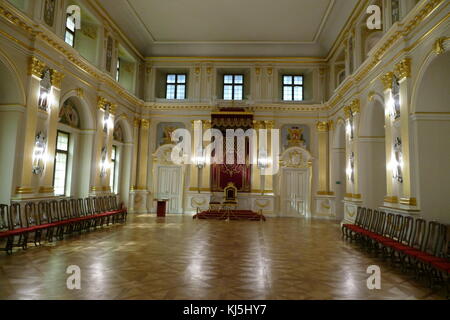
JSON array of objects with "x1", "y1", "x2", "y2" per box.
[
  {"x1": 32, "y1": 131, "x2": 47, "y2": 175},
  {"x1": 38, "y1": 69, "x2": 52, "y2": 111}
]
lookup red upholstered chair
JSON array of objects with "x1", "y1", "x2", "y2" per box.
[
  {"x1": 38, "y1": 201, "x2": 53, "y2": 242},
  {"x1": 0, "y1": 204, "x2": 13, "y2": 254},
  {"x1": 24, "y1": 202, "x2": 41, "y2": 248},
  {"x1": 49, "y1": 200, "x2": 64, "y2": 240}
]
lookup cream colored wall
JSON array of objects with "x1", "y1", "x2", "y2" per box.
[{"x1": 0, "y1": 0, "x2": 448, "y2": 221}]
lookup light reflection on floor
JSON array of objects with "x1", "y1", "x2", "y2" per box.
[{"x1": 0, "y1": 214, "x2": 445, "y2": 300}]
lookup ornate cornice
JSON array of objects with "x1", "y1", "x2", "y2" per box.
[{"x1": 394, "y1": 58, "x2": 411, "y2": 80}]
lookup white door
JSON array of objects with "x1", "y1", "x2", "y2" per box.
[
  {"x1": 281, "y1": 169, "x2": 309, "y2": 217},
  {"x1": 157, "y1": 166, "x2": 182, "y2": 214}
]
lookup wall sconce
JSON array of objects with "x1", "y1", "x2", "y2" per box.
[
  {"x1": 392, "y1": 137, "x2": 403, "y2": 183},
  {"x1": 103, "y1": 104, "x2": 113, "y2": 133},
  {"x1": 32, "y1": 131, "x2": 47, "y2": 175},
  {"x1": 257, "y1": 149, "x2": 269, "y2": 195},
  {"x1": 347, "y1": 152, "x2": 355, "y2": 183},
  {"x1": 193, "y1": 147, "x2": 206, "y2": 193},
  {"x1": 387, "y1": 77, "x2": 401, "y2": 120},
  {"x1": 346, "y1": 111, "x2": 354, "y2": 140},
  {"x1": 38, "y1": 69, "x2": 52, "y2": 111},
  {"x1": 100, "y1": 146, "x2": 109, "y2": 177}
]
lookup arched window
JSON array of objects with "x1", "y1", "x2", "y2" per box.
[{"x1": 64, "y1": 13, "x2": 77, "y2": 47}]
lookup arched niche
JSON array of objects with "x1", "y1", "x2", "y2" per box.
[
  {"x1": 112, "y1": 116, "x2": 134, "y2": 205},
  {"x1": 278, "y1": 147, "x2": 313, "y2": 217},
  {"x1": 411, "y1": 50, "x2": 450, "y2": 223},
  {"x1": 358, "y1": 95, "x2": 387, "y2": 209},
  {"x1": 56, "y1": 94, "x2": 95, "y2": 198},
  {"x1": 0, "y1": 51, "x2": 26, "y2": 204},
  {"x1": 331, "y1": 118, "x2": 346, "y2": 220}
]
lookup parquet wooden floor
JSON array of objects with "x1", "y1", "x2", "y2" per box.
[{"x1": 0, "y1": 214, "x2": 445, "y2": 300}]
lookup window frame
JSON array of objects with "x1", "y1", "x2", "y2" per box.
[
  {"x1": 64, "y1": 13, "x2": 76, "y2": 47},
  {"x1": 53, "y1": 130, "x2": 70, "y2": 196},
  {"x1": 223, "y1": 74, "x2": 244, "y2": 101},
  {"x1": 282, "y1": 75, "x2": 304, "y2": 102},
  {"x1": 165, "y1": 73, "x2": 187, "y2": 100}
]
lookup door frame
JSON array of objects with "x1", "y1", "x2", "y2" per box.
[
  {"x1": 152, "y1": 144, "x2": 186, "y2": 214},
  {"x1": 278, "y1": 147, "x2": 313, "y2": 218}
]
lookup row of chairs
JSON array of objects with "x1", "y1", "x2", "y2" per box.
[
  {"x1": 0, "y1": 196, "x2": 127, "y2": 255},
  {"x1": 342, "y1": 207, "x2": 450, "y2": 295}
]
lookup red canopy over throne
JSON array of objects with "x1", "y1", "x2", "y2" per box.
[{"x1": 210, "y1": 108, "x2": 253, "y2": 192}]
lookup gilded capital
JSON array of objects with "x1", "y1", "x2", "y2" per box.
[
  {"x1": 343, "y1": 106, "x2": 352, "y2": 119},
  {"x1": 316, "y1": 121, "x2": 329, "y2": 132},
  {"x1": 109, "y1": 104, "x2": 117, "y2": 115},
  {"x1": 29, "y1": 56, "x2": 46, "y2": 78},
  {"x1": 50, "y1": 70, "x2": 65, "y2": 89},
  {"x1": 141, "y1": 119, "x2": 150, "y2": 129},
  {"x1": 97, "y1": 96, "x2": 108, "y2": 110},
  {"x1": 350, "y1": 99, "x2": 360, "y2": 114},
  {"x1": 133, "y1": 118, "x2": 140, "y2": 128},
  {"x1": 394, "y1": 58, "x2": 411, "y2": 80},
  {"x1": 380, "y1": 72, "x2": 394, "y2": 91}
]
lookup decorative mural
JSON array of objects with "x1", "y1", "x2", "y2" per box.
[
  {"x1": 43, "y1": 0, "x2": 56, "y2": 27},
  {"x1": 281, "y1": 124, "x2": 310, "y2": 151},
  {"x1": 106, "y1": 36, "x2": 113, "y2": 73},
  {"x1": 156, "y1": 122, "x2": 185, "y2": 146},
  {"x1": 59, "y1": 98, "x2": 80, "y2": 128},
  {"x1": 113, "y1": 124, "x2": 124, "y2": 142}
]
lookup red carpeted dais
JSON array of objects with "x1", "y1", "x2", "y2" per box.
[{"x1": 193, "y1": 210, "x2": 266, "y2": 221}]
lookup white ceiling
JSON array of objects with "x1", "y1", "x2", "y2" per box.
[{"x1": 96, "y1": 0, "x2": 359, "y2": 57}]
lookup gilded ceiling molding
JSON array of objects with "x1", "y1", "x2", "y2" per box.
[
  {"x1": 28, "y1": 56, "x2": 46, "y2": 77},
  {"x1": 394, "y1": 58, "x2": 411, "y2": 80},
  {"x1": 380, "y1": 72, "x2": 395, "y2": 91},
  {"x1": 367, "y1": 91, "x2": 376, "y2": 102}
]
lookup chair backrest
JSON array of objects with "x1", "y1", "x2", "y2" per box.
[
  {"x1": 398, "y1": 215, "x2": 414, "y2": 245},
  {"x1": 390, "y1": 214, "x2": 404, "y2": 241},
  {"x1": 9, "y1": 203, "x2": 23, "y2": 230},
  {"x1": 110, "y1": 196, "x2": 118, "y2": 210},
  {"x1": 38, "y1": 201, "x2": 51, "y2": 225},
  {"x1": 383, "y1": 213, "x2": 395, "y2": 237},
  {"x1": 224, "y1": 183, "x2": 237, "y2": 202},
  {"x1": 78, "y1": 198, "x2": 86, "y2": 217},
  {"x1": 25, "y1": 202, "x2": 39, "y2": 227},
  {"x1": 362, "y1": 208, "x2": 373, "y2": 229},
  {"x1": 49, "y1": 200, "x2": 61, "y2": 222},
  {"x1": 376, "y1": 211, "x2": 386, "y2": 235},
  {"x1": 59, "y1": 199, "x2": 70, "y2": 220},
  {"x1": 409, "y1": 218, "x2": 427, "y2": 250},
  {"x1": 85, "y1": 198, "x2": 94, "y2": 215},
  {"x1": 69, "y1": 199, "x2": 79, "y2": 218},
  {"x1": 423, "y1": 221, "x2": 447, "y2": 256},
  {"x1": 369, "y1": 210, "x2": 380, "y2": 232},
  {"x1": 422, "y1": 221, "x2": 441, "y2": 255},
  {"x1": 356, "y1": 207, "x2": 366, "y2": 226},
  {"x1": 0, "y1": 204, "x2": 10, "y2": 232}
]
